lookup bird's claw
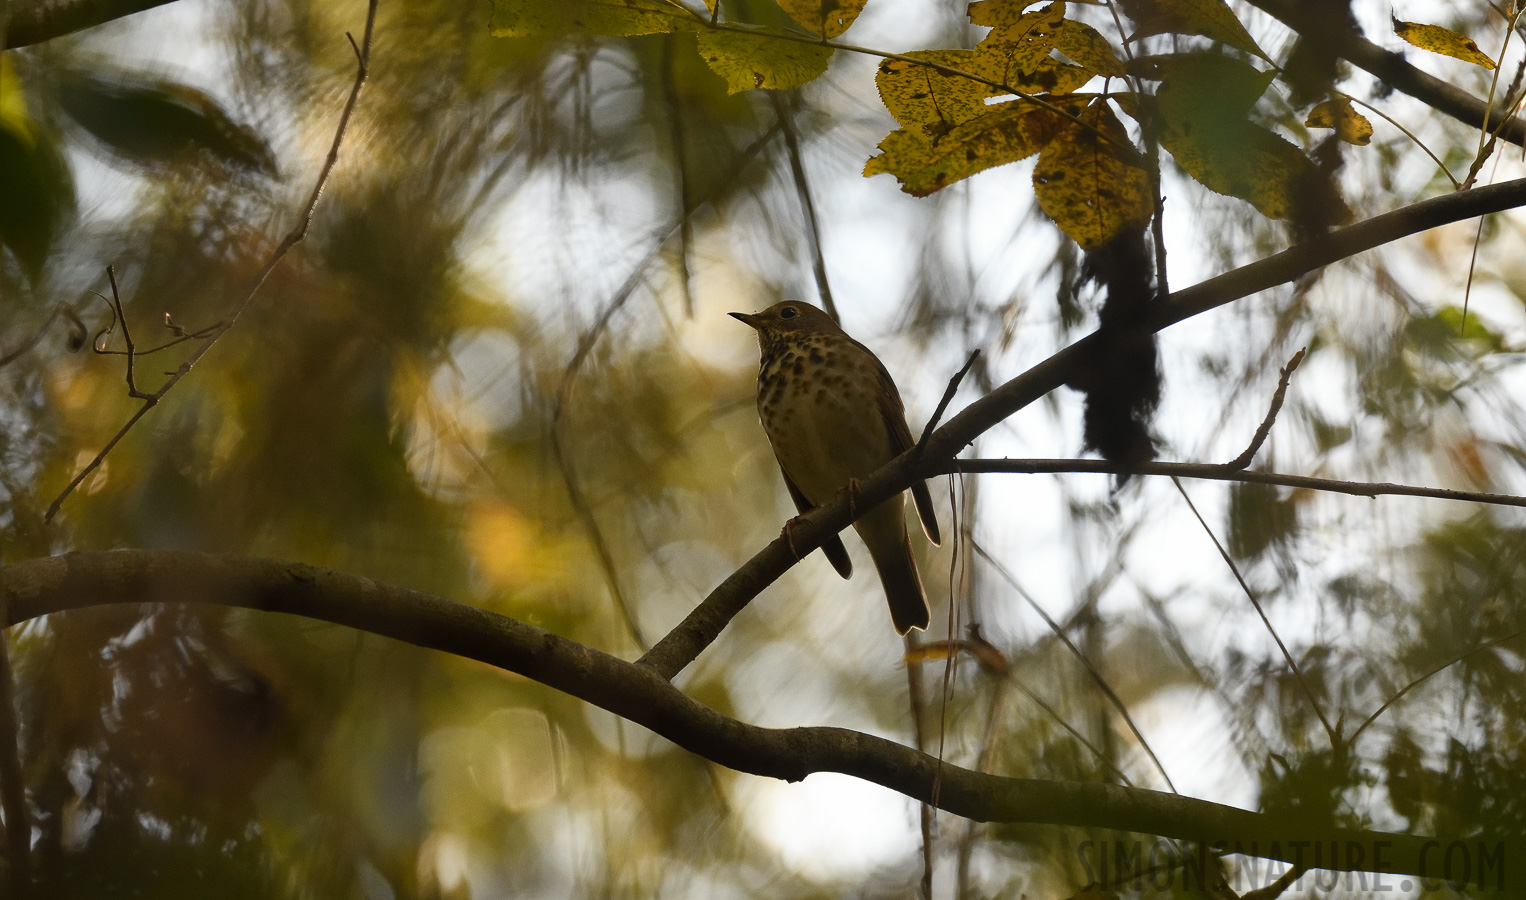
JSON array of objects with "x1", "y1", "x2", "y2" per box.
[{"x1": 841, "y1": 478, "x2": 862, "y2": 519}]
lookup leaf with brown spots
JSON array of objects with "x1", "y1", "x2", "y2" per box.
[
  {"x1": 778, "y1": 0, "x2": 868, "y2": 38},
  {"x1": 973, "y1": 1, "x2": 1068, "y2": 80},
  {"x1": 1306, "y1": 97, "x2": 1372, "y2": 146},
  {"x1": 1032, "y1": 100, "x2": 1151, "y2": 249},
  {"x1": 488, "y1": 0, "x2": 695, "y2": 37},
  {"x1": 1393, "y1": 17, "x2": 1496, "y2": 69},
  {"x1": 874, "y1": 50, "x2": 1002, "y2": 135},
  {"x1": 1055, "y1": 19, "x2": 1126, "y2": 78},
  {"x1": 696, "y1": 30, "x2": 834, "y2": 93},
  {"x1": 1004, "y1": 57, "x2": 1093, "y2": 95},
  {"x1": 864, "y1": 99, "x2": 1060, "y2": 196}
]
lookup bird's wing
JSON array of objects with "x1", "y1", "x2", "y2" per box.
[
  {"x1": 782, "y1": 466, "x2": 853, "y2": 578},
  {"x1": 868, "y1": 348, "x2": 942, "y2": 546}
]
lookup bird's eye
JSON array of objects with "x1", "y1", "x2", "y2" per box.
[{"x1": 780, "y1": 307, "x2": 798, "y2": 319}]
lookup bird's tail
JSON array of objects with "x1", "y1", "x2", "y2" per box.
[{"x1": 867, "y1": 524, "x2": 930, "y2": 635}]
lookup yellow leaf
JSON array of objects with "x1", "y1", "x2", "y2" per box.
[
  {"x1": 1033, "y1": 100, "x2": 1151, "y2": 249},
  {"x1": 777, "y1": 0, "x2": 868, "y2": 38},
  {"x1": 864, "y1": 99, "x2": 1061, "y2": 195},
  {"x1": 488, "y1": 0, "x2": 694, "y2": 38},
  {"x1": 696, "y1": 30, "x2": 833, "y2": 92},
  {"x1": 1393, "y1": 18, "x2": 1496, "y2": 69},
  {"x1": 1055, "y1": 20, "x2": 1125, "y2": 78},
  {"x1": 1305, "y1": 97, "x2": 1372, "y2": 145},
  {"x1": 1003, "y1": 57, "x2": 1093, "y2": 95},
  {"x1": 1118, "y1": 0, "x2": 1266, "y2": 60},
  {"x1": 875, "y1": 50, "x2": 1000, "y2": 134},
  {"x1": 973, "y1": 1, "x2": 1068, "y2": 76}
]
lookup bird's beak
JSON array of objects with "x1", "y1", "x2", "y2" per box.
[{"x1": 729, "y1": 311, "x2": 763, "y2": 329}]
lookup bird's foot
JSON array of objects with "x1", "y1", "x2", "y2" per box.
[
  {"x1": 840, "y1": 478, "x2": 863, "y2": 519},
  {"x1": 780, "y1": 516, "x2": 807, "y2": 560}
]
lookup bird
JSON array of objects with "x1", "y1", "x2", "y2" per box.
[{"x1": 731, "y1": 301, "x2": 941, "y2": 634}]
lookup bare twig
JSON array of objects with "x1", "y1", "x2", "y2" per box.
[
  {"x1": 973, "y1": 538, "x2": 1179, "y2": 794},
  {"x1": 1347, "y1": 627, "x2": 1526, "y2": 745},
  {"x1": 769, "y1": 90, "x2": 838, "y2": 322},
  {"x1": 952, "y1": 457, "x2": 1526, "y2": 509},
  {"x1": 44, "y1": 0, "x2": 380, "y2": 522},
  {"x1": 1170, "y1": 477, "x2": 1338, "y2": 746},
  {"x1": 916, "y1": 350, "x2": 979, "y2": 457},
  {"x1": 1335, "y1": 92, "x2": 1460, "y2": 189},
  {"x1": 1241, "y1": 864, "x2": 1308, "y2": 900},
  {"x1": 659, "y1": 35, "x2": 696, "y2": 318},
  {"x1": 1225, "y1": 347, "x2": 1304, "y2": 470}
]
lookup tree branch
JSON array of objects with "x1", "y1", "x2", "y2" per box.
[
  {"x1": 1246, "y1": 0, "x2": 1526, "y2": 147},
  {"x1": 0, "y1": 549, "x2": 1515, "y2": 888},
  {"x1": 638, "y1": 175, "x2": 1526, "y2": 681},
  {"x1": 7, "y1": 0, "x2": 175, "y2": 48},
  {"x1": 951, "y1": 458, "x2": 1526, "y2": 509}
]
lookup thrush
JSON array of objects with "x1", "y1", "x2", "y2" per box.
[{"x1": 731, "y1": 301, "x2": 941, "y2": 634}]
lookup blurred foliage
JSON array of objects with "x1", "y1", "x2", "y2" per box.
[{"x1": 3, "y1": 0, "x2": 1526, "y2": 897}]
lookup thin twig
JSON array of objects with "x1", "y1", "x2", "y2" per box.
[
  {"x1": 1347, "y1": 627, "x2": 1526, "y2": 745},
  {"x1": 1335, "y1": 92, "x2": 1460, "y2": 189},
  {"x1": 916, "y1": 350, "x2": 979, "y2": 456},
  {"x1": 659, "y1": 35, "x2": 696, "y2": 318},
  {"x1": 44, "y1": 0, "x2": 379, "y2": 522},
  {"x1": 1225, "y1": 347, "x2": 1304, "y2": 469},
  {"x1": 901, "y1": 631, "x2": 934, "y2": 900},
  {"x1": 769, "y1": 91, "x2": 838, "y2": 322},
  {"x1": 972, "y1": 538, "x2": 1179, "y2": 793},
  {"x1": 1169, "y1": 476, "x2": 1338, "y2": 746},
  {"x1": 953, "y1": 457, "x2": 1526, "y2": 509}
]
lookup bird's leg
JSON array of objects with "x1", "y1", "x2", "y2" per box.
[{"x1": 780, "y1": 516, "x2": 807, "y2": 560}]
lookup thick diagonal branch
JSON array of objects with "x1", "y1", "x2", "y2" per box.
[
  {"x1": 0, "y1": 550, "x2": 1516, "y2": 889},
  {"x1": 638, "y1": 176, "x2": 1526, "y2": 680}
]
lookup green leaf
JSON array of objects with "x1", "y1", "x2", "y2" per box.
[
  {"x1": 1117, "y1": 0, "x2": 1266, "y2": 60},
  {"x1": 864, "y1": 98, "x2": 1068, "y2": 196},
  {"x1": 1148, "y1": 53, "x2": 1314, "y2": 219},
  {"x1": 1149, "y1": 52, "x2": 1277, "y2": 123},
  {"x1": 1158, "y1": 118, "x2": 1316, "y2": 220},
  {"x1": 1055, "y1": 20, "x2": 1126, "y2": 78},
  {"x1": 488, "y1": 0, "x2": 695, "y2": 38},
  {"x1": 874, "y1": 50, "x2": 999, "y2": 135},
  {"x1": 56, "y1": 72, "x2": 276, "y2": 175},
  {"x1": 0, "y1": 59, "x2": 72, "y2": 281},
  {"x1": 1393, "y1": 18, "x2": 1496, "y2": 69},
  {"x1": 696, "y1": 30, "x2": 833, "y2": 92},
  {"x1": 1227, "y1": 480, "x2": 1298, "y2": 560},
  {"x1": 1032, "y1": 100, "x2": 1151, "y2": 249},
  {"x1": 1431, "y1": 306, "x2": 1506, "y2": 351},
  {"x1": 777, "y1": 0, "x2": 868, "y2": 38},
  {"x1": 1305, "y1": 97, "x2": 1372, "y2": 146}
]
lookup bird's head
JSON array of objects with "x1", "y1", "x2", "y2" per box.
[{"x1": 729, "y1": 302, "x2": 840, "y2": 341}]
